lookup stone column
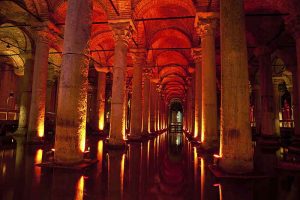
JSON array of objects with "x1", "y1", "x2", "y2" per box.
[
  {"x1": 142, "y1": 68, "x2": 151, "y2": 134},
  {"x1": 219, "y1": 0, "x2": 253, "y2": 173},
  {"x1": 195, "y1": 12, "x2": 218, "y2": 149},
  {"x1": 252, "y1": 83, "x2": 262, "y2": 134},
  {"x1": 273, "y1": 80, "x2": 281, "y2": 136},
  {"x1": 192, "y1": 48, "x2": 202, "y2": 139},
  {"x1": 16, "y1": 54, "x2": 34, "y2": 135},
  {"x1": 254, "y1": 47, "x2": 275, "y2": 137},
  {"x1": 295, "y1": 24, "x2": 300, "y2": 138},
  {"x1": 54, "y1": 0, "x2": 92, "y2": 164},
  {"x1": 96, "y1": 71, "x2": 107, "y2": 131},
  {"x1": 129, "y1": 49, "x2": 146, "y2": 140},
  {"x1": 108, "y1": 21, "x2": 134, "y2": 146},
  {"x1": 150, "y1": 82, "x2": 156, "y2": 133},
  {"x1": 27, "y1": 28, "x2": 51, "y2": 143}
]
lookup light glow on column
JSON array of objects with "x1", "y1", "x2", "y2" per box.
[
  {"x1": 98, "y1": 113, "x2": 105, "y2": 131},
  {"x1": 75, "y1": 176, "x2": 84, "y2": 200},
  {"x1": 120, "y1": 154, "x2": 125, "y2": 198},
  {"x1": 194, "y1": 121, "x2": 198, "y2": 138},
  {"x1": 38, "y1": 122, "x2": 44, "y2": 138}
]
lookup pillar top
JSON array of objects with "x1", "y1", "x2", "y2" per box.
[
  {"x1": 285, "y1": 14, "x2": 300, "y2": 39},
  {"x1": 95, "y1": 65, "x2": 111, "y2": 73},
  {"x1": 109, "y1": 19, "x2": 135, "y2": 46},
  {"x1": 31, "y1": 21, "x2": 59, "y2": 44},
  {"x1": 191, "y1": 48, "x2": 202, "y2": 63},
  {"x1": 253, "y1": 46, "x2": 272, "y2": 57},
  {"x1": 195, "y1": 12, "x2": 219, "y2": 37},
  {"x1": 130, "y1": 48, "x2": 147, "y2": 63}
]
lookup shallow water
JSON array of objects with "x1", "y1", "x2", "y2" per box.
[{"x1": 0, "y1": 132, "x2": 299, "y2": 200}]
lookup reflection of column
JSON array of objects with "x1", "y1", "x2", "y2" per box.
[
  {"x1": 255, "y1": 47, "x2": 275, "y2": 136},
  {"x1": 195, "y1": 12, "x2": 218, "y2": 148},
  {"x1": 108, "y1": 21, "x2": 133, "y2": 146},
  {"x1": 27, "y1": 28, "x2": 50, "y2": 142},
  {"x1": 142, "y1": 69, "x2": 151, "y2": 134},
  {"x1": 107, "y1": 150, "x2": 125, "y2": 199},
  {"x1": 129, "y1": 49, "x2": 146, "y2": 139},
  {"x1": 273, "y1": 81, "x2": 281, "y2": 136},
  {"x1": 54, "y1": 0, "x2": 92, "y2": 164},
  {"x1": 219, "y1": 0, "x2": 253, "y2": 173},
  {"x1": 16, "y1": 55, "x2": 34, "y2": 134},
  {"x1": 192, "y1": 48, "x2": 201, "y2": 139},
  {"x1": 128, "y1": 144, "x2": 142, "y2": 199},
  {"x1": 253, "y1": 84, "x2": 262, "y2": 134}
]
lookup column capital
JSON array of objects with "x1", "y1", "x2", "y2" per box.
[
  {"x1": 31, "y1": 21, "x2": 58, "y2": 44},
  {"x1": 191, "y1": 48, "x2": 202, "y2": 63},
  {"x1": 253, "y1": 46, "x2": 272, "y2": 58},
  {"x1": 130, "y1": 48, "x2": 147, "y2": 64},
  {"x1": 109, "y1": 20, "x2": 135, "y2": 46},
  {"x1": 285, "y1": 14, "x2": 300, "y2": 39},
  {"x1": 143, "y1": 67, "x2": 152, "y2": 79},
  {"x1": 95, "y1": 65, "x2": 111, "y2": 73},
  {"x1": 195, "y1": 12, "x2": 219, "y2": 37}
]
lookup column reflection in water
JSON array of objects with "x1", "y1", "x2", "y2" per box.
[
  {"x1": 128, "y1": 143, "x2": 142, "y2": 199},
  {"x1": 107, "y1": 150, "x2": 126, "y2": 199}
]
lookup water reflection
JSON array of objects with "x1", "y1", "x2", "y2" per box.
[{"x1": 0, "y1": 132, "x2": 300, "y2": 199}]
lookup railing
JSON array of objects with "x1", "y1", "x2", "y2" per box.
[{"x1": 0, "y1": 108, "x2": 19, "y2": 120}]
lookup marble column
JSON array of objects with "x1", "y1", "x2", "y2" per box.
[
  {"x1": 195, "y1": 13, "x2": 218, "y2": 149},
  {"x1": 252, "y1": 83, "x2": 262, "y2": 134},
  {"x1": 27, "y1": 28, "x2": 50, "y2": 143},
  {"x1": 219, "y1": 0, "x2": 253, "y2": 173},
  {"x1": 295, "y1": 26, "x2": 300, "y2": 137},
  {"x1": 54, "y1": 0, "x2": 92, "y2": 164},
  {"x1": 254, "y1": 47, "x2": 275, "y2": 137},
  {"x1": 16, "y1": 55, "x2": 33, "y2": 135},
  {"x1": 142, "y1": 68, "x2": 151, "y2": 134},
  {"x1": 192, "y1": 48, "x2": 202, "y2": 139},
  {"x1": 108, "y1": 21, "x2": 133, "y2": 146},
  {"x1": 129, "y1": 49, "x2": 146, "y2": 140},
  {"x1": 96, "y1": 71, "x2": 107, "y2": 131},
  {"x1": 150, "y1": 82, "x2": 156, "y2": 133}
]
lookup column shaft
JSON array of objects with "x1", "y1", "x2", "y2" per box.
[
  {"x1": 150, "y1": 82, "x2": 156, "y2": 132},
  {"x1": 97, "y1": 72, "x2": 106, "y2": 131},
  {"x1": 219, "y1": 0, "x2": 253, "y2": 173},
  {"x1": 17, "y1": 57, "x2": 33, "y2": 134},
  {"x1": 296, "y1": 36, "x2": 300, "y2": 136},
  {"x1": 54, "y1": 0, "x2": 92, "y2": 164},
  {"x1": 27, "y1": 35, "x2": 49, "y2": 142},
  {"x1": 142, "y1": 77, "x2": 150, "y2": 133},
  {"x1": 109, "y1": 22, "x2": 132, "y2": 145}
]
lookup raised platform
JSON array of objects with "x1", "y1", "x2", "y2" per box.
[
  {"x1": 208, "y1": 165, "x2": 268, "y2": 179},
  {"x1": 36, "y1": 159, "x2": 98, "y2": 171}
]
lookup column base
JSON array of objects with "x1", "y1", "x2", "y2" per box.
[
  {"x1": 198, "y1": 141, "x2": 219, "y2": 154},
  {"x1": 217, "y1": 156, "x2": 253, "y2": 174},
  {"x1": 258, "y1": 135, "x2": 280, "y2": 151},
  {"x1": 106, "y1": 138, "x2": 127, "y2": 150},
  {"x1": 127, "y1": 134, "x2": 145, "y2": 142}
]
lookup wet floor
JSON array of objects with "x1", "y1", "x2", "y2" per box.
[{"x1": 0, "y1": 132, "x2": 300, "y2": 200}]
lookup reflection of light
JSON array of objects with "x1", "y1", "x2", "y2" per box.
[
  {"x1": 120, "y1": 154, "x2": 125, "y2": 198},
  {"x1": 2, "y1": 164, "x2": 6, "y2": 175},
  {"x1": 219, "y1": 184, "x2": 223, "y2": 200},
  {"x1": 35, "y1": 149, "x2": 43, "y2": 164},
  {"x1": 75, "y1": 176, "x2": 84, "y2": 200},
  {"x1": 200, "y1": 157, "x2": 204, "y2": 200},
  {"x1": 34, "y1": 149, "x2": 43, "y2": 183},
  {"x1": 97, "y1": 140, "x2": 103, "y2": 172}
]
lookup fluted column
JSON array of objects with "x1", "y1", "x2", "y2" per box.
[
  {"x1": 142, "y1": 68, "x2": 151, "y2": 134},
  {"x1": 129, "y1": 49, "x2": 146, "y2": 140},
  {"x1": 54, "y1": 0, "x2": 92, "y2": 164},
  {"x1": 27, "y1": 27, "x2": 51, "y2": 143},
  {"x1": 95, "y1": 69, "x2": 108, "y2": 131},
  {"x1": 108, "y1": 21, "x2": 134, "y2": 146},
  {"x1": 192, "y1": 48, "x2": 202, "y2": 139},
  {"x1": 219, "y1": 0, "x2": 253, "y2": 173},
  {"x1": 195, "y1": 12, "x2": 218, "y2": 149},
  {"x1": 16, "y1": 54, "x2": 34, "y2": 135},
  {"x1": 254, "y1": 47, "x2": 276, "y2": 137}
]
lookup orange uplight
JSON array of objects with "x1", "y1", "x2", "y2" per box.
[
  {"x1": 75, "y1": 176, "x2": 84, "y2": 200},
  {"x1": 79, "y1": 129, "x2": 86, "y2": 153},
  {"x1": 37, "y1": 123, "x2": 44, "y2": 137},
  {"x1": 98, "y1": 113, "x2": 105, "y2": 131}
]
